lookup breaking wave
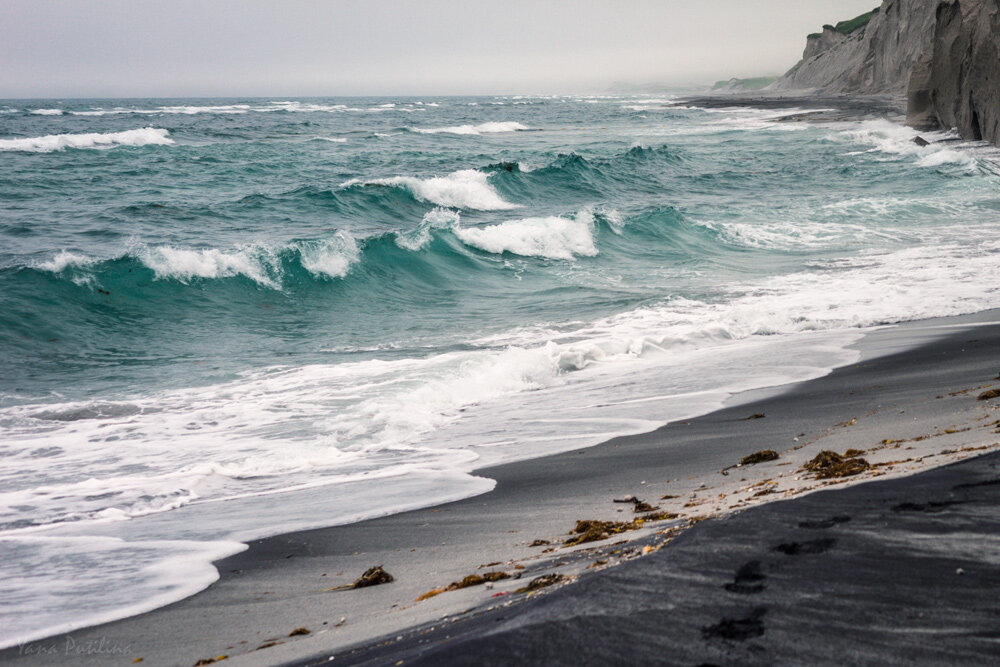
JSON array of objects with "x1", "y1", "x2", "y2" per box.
[
  {"x1": 0, "y1": 128, "x2": 174, "y2": 152},
  {"x1": 411, "y1": 121, "x2": 529, "y2": 135},
  {"x1": 341, "y1": 169, "x2": 519, "y2": 210}
]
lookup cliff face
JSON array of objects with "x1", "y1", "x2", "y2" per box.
[
  {"x1": 907, "y1": 0, "x2": 1000, "y2": 144},
  {"x1": 774, "y1": 0, "x2": 939, "y2": 96},
  {"x1": 802, "y1": 28, "x2": 850, "y2": 61},
  {"x1": 771, "y1": 0, "x2": 1000, "y2": 145}
]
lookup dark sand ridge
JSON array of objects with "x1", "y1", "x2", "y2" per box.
[
  {"x1": 341, "y1": 445, "x2": 1000, "y2": 666},
  {"x1": 677, "y1": 94, "x2": 907, "y2": 124},
  {"x1": 5, "y1": 311, "x2": 1000, "y2": 666}
]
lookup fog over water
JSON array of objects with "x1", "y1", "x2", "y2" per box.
[{"x1": 4, "y1": 0, "x2": 878, "y2": 97}]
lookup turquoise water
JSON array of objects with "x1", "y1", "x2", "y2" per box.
[{"x1": 2, "y1": 95, "x2": 1000, "y2": 645}]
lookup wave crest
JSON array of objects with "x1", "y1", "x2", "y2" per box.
[
  {"x1": 342, "y1": 169, "x2": 518, "y2": 211},
  {"x1": 0, "y1": 128, "x2": 174, "y2": 153},
  {"x1": 411, "y1": 121, "x2": 529, "y2": 135},
  {"x1": 136, "y1": 244, "x2": 282, "y2": 288},
  {"x1": 455, "y1": 210, "x2": 598, "y2": 260},
  {"x1": 299, "y1": 232, "x2": 360, "y2": 279}
]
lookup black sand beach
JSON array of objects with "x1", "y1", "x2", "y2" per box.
[
  {"x1": 6, "y1": 312, "x2": 1000, "y2": 666},
  {"x1": 339, "y1": 445, "x2": 1000, "y2": 666}
]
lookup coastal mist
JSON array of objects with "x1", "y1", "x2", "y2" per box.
[{"x1": 2, "y1": 95, "x2": 999, "y2": 646}]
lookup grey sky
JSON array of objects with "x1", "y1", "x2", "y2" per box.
[{"x1": 2, "y1": 0, "x2": 878, "y2": 98}]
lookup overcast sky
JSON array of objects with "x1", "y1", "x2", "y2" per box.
[{"x1": 2, "y1": 0, "x2": 878, "y2": 98}]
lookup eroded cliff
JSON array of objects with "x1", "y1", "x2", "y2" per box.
[
  {"x1": 774, "y1": 0, "x2": 939, "y2": 96},
  {"x1": 907, "y1": 0, "x2": 1000, "y2": 144}
]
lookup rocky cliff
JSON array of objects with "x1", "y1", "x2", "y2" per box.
[
  {"x1": 907, "y1": 0, "x2": 1000, "y2": 144},
  {"x1": 774, "y1": 0, "x2": 939, "y2": 96}
]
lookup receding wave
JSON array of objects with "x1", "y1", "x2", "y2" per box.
[
  {"x1": 0, "y1": 128, "x2": 174, "y2": 153},
  {"x1": 411, "y1": 121, "x2": 529, "y2": 135}
]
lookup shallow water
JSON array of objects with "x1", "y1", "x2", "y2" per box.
[{"x1": 2, "y1": 94, "x2": 1000, "y2": 646}]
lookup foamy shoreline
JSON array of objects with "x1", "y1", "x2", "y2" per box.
[{"x1": 5, "y1": 309, "x2": 999, "y2": 665}]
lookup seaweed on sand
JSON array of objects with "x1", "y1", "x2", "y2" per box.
[
  {"x1": 802, "y1": 450, "x2": 870, "y2": 479},
  {"x1": 564, "y1": 519, "x2": 639, "y2": 546},
  {"x1": 740, "y1": 450, "x2": 779, "y2": 466}
]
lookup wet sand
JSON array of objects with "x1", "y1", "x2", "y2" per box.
[
  {"x1": 5, "y1": 312, "x2": 1000, "y2": 666},
  {"x1": 343, "y1": 447, "x2": 1000, "y2": 666}
]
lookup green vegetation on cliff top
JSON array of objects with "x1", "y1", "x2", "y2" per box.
[
  {"x1": 824, "y1": 7, "x2": 879, "y2": 36},
  {"x1": 711, "y1": 77, "x2": 778, "y2": 91}
]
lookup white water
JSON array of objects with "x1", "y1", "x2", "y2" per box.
[
  {"x1": 0, "y1": 128, "x2": 173, "y2": 152},
  {"x1": 4, "y1": 101, "x2": 1000, "y2": 649}
]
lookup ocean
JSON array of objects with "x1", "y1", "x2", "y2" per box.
[{"x1": 2, "y1": 94, "x2": 999, "y2": 647}]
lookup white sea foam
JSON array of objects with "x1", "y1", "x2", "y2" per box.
[
  {"x1": 0, "y1": 128, "x2": 173, "y2": 152},
  {"x1": 411, "y1": 121, "x2": 529, "y2": 135},
  {"x1": 298, "y1": 231, "x2": 360, "y2": 279},
  {"x1": 842, "y1": 120, "x2": 977, "y2": 170},
  {"x1": 395, "y1": 208, "x2": 460, "y2": 251},
  {"x1": 454, "y1": 210, "x2": 598, "y2": 260},
  {"x1": 0, "y1": 534, "x2": 245, "y2": 649},
  {"x1": 30, "y1": 108, "x2": 64, "y2": 115},
  {"x1": 37, "y1": 251, "x2": 97, "y2": 272},
  {"x1": 312, "y1": 136, "x2": 348, "y2": 143},
  {"x1": 344, "y1": 169, "x2": 518, "y2": 210},
  {"x1": 41, "y1": 235, "x2": 366, "y2": 289},
  {"x1": 67, "y1": 102, "x2": 376, "y2": 116},
  {"x1": 265, "y1": 101, "x2": 350, "y2": 113},
  {"x1": 134, "y1": 244, "x2": 280, "y2": 288}
]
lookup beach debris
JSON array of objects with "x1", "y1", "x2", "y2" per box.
[
  {"x1": 564, "y1": 519, "x2": 639, "y2": 546},
  {"x1": 351, "y1": 565, "x2": 394, "y2": 588},
  {"x1": 957, "y1": 568, "x2": 965, "y2": 575},
  {"x1": 529, "y1": 539, "x2": 551, "y2": 547},
  {"x1": 515, "y1": 573, "x2": 568, "y2": 593},
  {"x1": 193, "y1": 657, "x2": 228, "y2": 666},
  {"x1": 416, "y1": 571, "x2": 510, "y2": 601},
  {"x1": 913, "y1": 135, "x2": 930, "y2": 147},
  {"x1": 977, "y1": 389, "x2": 1000, "y2": 401},
  {"x1": 255, "y1": 641, "x2": 283, "y2": 651},
  {"x1": 741, "y1": 413, "x2": 766, "y2": 421},
  {"x1": 640, "y1": 511, "x2": 679, "y2": 522},
  {"x1": 415, "y1": 588, "x2": 446, "y2": 601},
  {"x1": 613, "y1": 496, "x2": 659, "y2": 512},
  {"x1": 333, "y1": 617, "x2": 347, "y2": 627},
  {"x1": 739, "y1": 450, "x2": 779, "y2": 466},
  {"x1": 660, "y1": 494, "x2": 679, "y2": 500},
  {"x1": 132, "y1": 660, "x2": 143, "y2": 664},
  {"x1": 324, "y1": 565, "x2": 394, "y2": 591},
  {"x1": 288, "y1": 628, "x2": 310, "y2": 637},
  {"x1": 802, "y1": 450, "x2": 870, "y2": 479}
]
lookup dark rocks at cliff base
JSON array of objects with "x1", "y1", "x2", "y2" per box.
[{"x1": 907, "y1": 0, "x2": 1000, "y2": 145}]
